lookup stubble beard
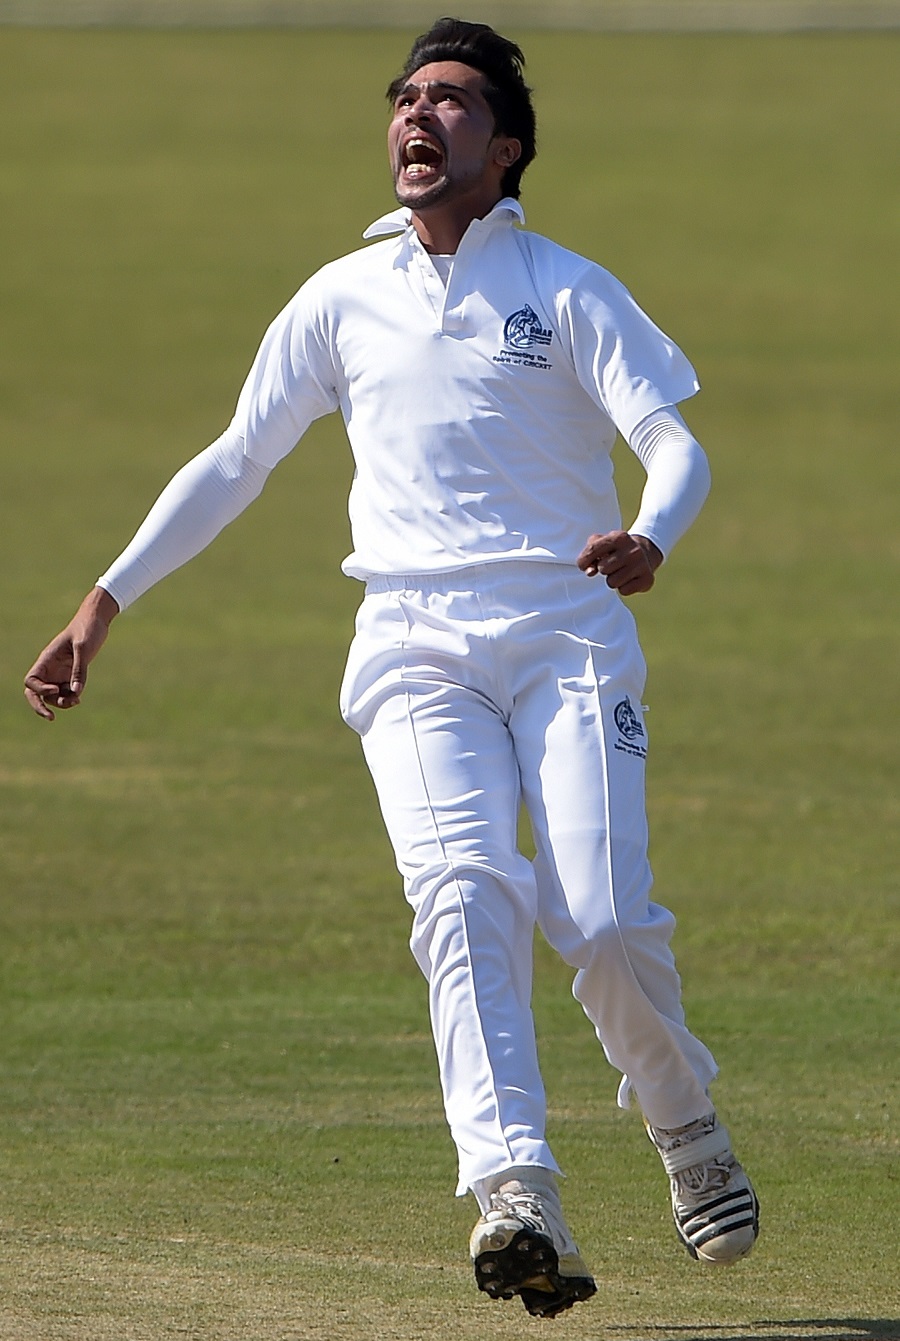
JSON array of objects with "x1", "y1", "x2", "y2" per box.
[{"x1": 393, "y1": 172, "x2": 452, "y2": 212}]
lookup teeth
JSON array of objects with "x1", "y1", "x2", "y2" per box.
[{"x1": 402, "y1": 136, "x2": 442, "y2": 170}]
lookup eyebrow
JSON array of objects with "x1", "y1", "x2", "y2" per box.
[{"x1": 395, "y1": 80, "x2": 474, "y2": 101}]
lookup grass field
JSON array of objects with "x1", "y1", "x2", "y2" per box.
[{"x1": 1, "y1": 25, "x2": 898, "y2": 1341}]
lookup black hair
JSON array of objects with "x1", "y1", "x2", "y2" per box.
[{"x1": 386, "y1": 16, "x2": 536, "y2": 199}]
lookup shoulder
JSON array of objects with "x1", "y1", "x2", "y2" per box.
[
  {"x1": 276, "y1": 236, "x2": 402, "y2": 327},
  {"x1": 308, "y1": 236, "x2": 401, "y2": 288},
  {"x1": 512, "y1": 227, "x2": 630, "y2": 302}
]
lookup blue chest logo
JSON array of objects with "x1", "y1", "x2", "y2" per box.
[{"x1": 503, "y1": 304, "x2": 553, "y2": 350}]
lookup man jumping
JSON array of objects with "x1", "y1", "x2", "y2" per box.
[{"x1": 25, "y1": 18, "x2": 759, "y2": 1318}]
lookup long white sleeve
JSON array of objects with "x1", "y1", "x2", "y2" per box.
[
  {"x1": 96, "y1": 432, "x2": 271, "y2": 611},
  {"x1": 627, "y1": 406, "x2": 711, "y2": 559}
]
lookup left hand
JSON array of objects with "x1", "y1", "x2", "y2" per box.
[{"x1": 576, "y1": 530, "x2": 663, "y2": 596}]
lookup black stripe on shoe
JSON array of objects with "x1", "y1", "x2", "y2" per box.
[
  {"x1": 680, "y1": 1186, "x2": 756, "y2": 1219},
  {"x1": 676, "y1": 1189, "x2": 760, "y2": 1260}
]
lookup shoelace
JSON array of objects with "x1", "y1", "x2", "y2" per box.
[
  {"x1": 675, "y1": 1155, "x2": 736, "y2": 1198},
  {"x1": 489, "y1": 1188, "x2": 547, "y2": 1231}
]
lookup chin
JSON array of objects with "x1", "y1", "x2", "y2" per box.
[{"x1": 394, "y1": 176, "x2": 451, "y2": 211}]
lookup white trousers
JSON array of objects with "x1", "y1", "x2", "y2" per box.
[{"x1": 340, "y1": 562, "x2": 717, "y2": 1195}]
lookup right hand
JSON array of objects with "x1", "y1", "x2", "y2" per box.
[{"x1": 24, "y1": 586, "x2": 120, "y2": 721}]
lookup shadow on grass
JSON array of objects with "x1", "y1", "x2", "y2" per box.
[{"x1": 609, "y1": 1321, "x2": 900, "y2": 1341}]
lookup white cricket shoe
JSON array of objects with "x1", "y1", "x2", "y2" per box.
[
  {"x1": 469, "y1": 1169, "x2": 596, "y2": 1318},
  {"x1": 647, "y1": 1112, "x2": 760, "y2": 1265}
]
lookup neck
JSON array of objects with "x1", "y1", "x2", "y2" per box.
[{"x1": 410, "y1": 191, "x2": 504, "y2": 255}]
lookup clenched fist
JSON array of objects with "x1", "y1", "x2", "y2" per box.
[{"x1": 576, "y1": 531, "x2": 662, "y2": 596}]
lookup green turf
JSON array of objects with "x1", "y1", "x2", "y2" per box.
[{"x1": 1, "y1": 26, "x2": 898, "y2": 1341}]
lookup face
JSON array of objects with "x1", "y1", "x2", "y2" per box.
[{"x1": 388, "y1": 60, "x2": 521, "y2": 215}]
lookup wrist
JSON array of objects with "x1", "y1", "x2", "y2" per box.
[
  {"x1": 82, "y1": 585, "x2": 121, "y2": 625},
  {"x1": 632, "y1": 534, "x2": 664, "y2": 571}
]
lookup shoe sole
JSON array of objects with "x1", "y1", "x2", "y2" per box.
[{"x1": 473, "y1": 1226, "x2": 597, "y2": 1318}]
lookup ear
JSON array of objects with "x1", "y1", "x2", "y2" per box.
[{"x1": 494, "y1": 137, "x2": 522, "y2": 169}]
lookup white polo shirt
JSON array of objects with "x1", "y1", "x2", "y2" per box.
[
  {"x1": 223, "y1": 195, "x2": 697, "y2": 579},
  {"x1": 220, "y1": 198, "x2": 699, "y2": 581}
]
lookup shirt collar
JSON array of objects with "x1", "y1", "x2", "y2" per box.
[{"x1": 362, "y1": 196, "x2": 525, "y2": 240}]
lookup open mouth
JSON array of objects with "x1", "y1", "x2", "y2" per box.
[{"x1": 401, "y1": 135, "x2": 445, "y2": 181}]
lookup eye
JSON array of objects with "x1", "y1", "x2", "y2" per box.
[{"x1": 394, "y1": 89, "x2": 419, "y2": 110}]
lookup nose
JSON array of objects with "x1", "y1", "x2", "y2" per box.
[{"x1": 405, "y1": 89, "x2": 437, "y2": 123}]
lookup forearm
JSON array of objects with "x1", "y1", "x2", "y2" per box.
[
  {"x1": 627, "y1": 406, "x2": 711, "y2": 559},
  {"x1": 80, "y1": 585, "x2": 121, "y2": 623},
  {"x1": 97, "y1": 433, "x2": 271, "y2": 610}
]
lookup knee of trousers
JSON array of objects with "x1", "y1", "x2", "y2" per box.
[
  {"x1": 542, "y1": 900, "x2": 677, "y2": 979},
  {"x1": 405, "y1": 859, "x2": 537, "y2": 978}
]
